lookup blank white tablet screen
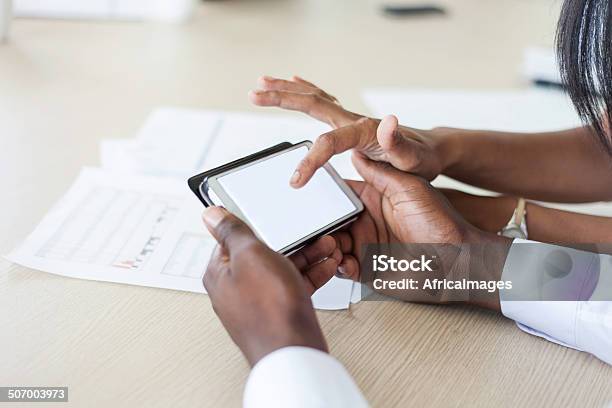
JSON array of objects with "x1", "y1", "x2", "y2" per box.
[{"x1": 217, "y1": 146, "x2": 357, "y2": 251}]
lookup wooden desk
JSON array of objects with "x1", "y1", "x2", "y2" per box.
[{"x1": 1, "y1": 0, "x2": 611, "y2": 406}]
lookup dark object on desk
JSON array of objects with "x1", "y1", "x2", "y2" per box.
[
  {"x1": 382, "y1": 4, "x2": 446, "y2": 17},
  {"x1": 533, "y1": 79, "x2": 566, "y2": 91}
]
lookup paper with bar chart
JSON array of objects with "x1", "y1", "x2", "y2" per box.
[{"x1": 7, "y1": 167, "x2": 216, "y2": 293}]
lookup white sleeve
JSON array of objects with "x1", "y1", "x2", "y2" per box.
[
  {"x1": 243, "y1": 346, "x2": 368, "y2": 408},
  {"x1": 500, "y1": 239, "x2": 612, "y2": 365}
]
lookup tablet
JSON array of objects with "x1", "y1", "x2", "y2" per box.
[{"x1": 188, "y1": 141, "x2": 364, "y2": 254}]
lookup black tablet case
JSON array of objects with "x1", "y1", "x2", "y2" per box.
[
  {"x1": 186, "y1": 141, "x2": 361, "y2": 254},
  {"x1": 187, "y1": 142, "x2": 293, "y2": 207}
]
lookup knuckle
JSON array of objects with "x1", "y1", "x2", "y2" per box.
[
  {"x1": 404, "y1": 175, "x2": 429, "y2": 192},
  {"x1": 216, "y1": 217, "x2": 244, "y2": 242},
  {"x1": 316, "y1": 133, "x2": 335, "y2": 153},
  {"x1": 299, "y1": 156, "x2": 314, "y2": 171},
  {"x1": 259, "y1": 90, "x2": 278, "y2": 104},
  {"x1": 308, "y1": 93, "x2": 322, "y2": 105},
  {"x1": 314, "y1": 89, "x2": 328, "y2": 99},
  {"x1": 241, "y1": 240, "x2": 263, "y2": 254},
  {"x1": 362, "y1": 117, "x2": 378, "y2": 131},
  {"x1": 356, "y1": 116, "x2": 372, "y2": 125}
]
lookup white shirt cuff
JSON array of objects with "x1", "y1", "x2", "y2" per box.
[
  {"x1": 500, "y1": 239, "x2": 612, "y2": 364},
  {"x1": 244, "y1": 346, "x2": 368, "y2": 408}
]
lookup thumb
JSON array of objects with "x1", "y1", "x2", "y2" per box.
[
  {"x1": 202, "y1": 206, "x2": 259, "y2": 253},
  {"x1": 376, "y1": 114, "x2": 400, "y2": 151},
  {"x1": 351, "y1": 152, "x2": 422, "y2": 199},
  {"x1": 376, "y1": 115, "x2": 433, "y2": 178}
]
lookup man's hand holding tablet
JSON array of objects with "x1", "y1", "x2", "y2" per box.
[
  {"x1": 198, "y1": 149, "x2": 511, "y2": 367},
  {"x1": 193, "y1": 77, "x2": 514, "y2": 367},
  {"x1": 201, "y1": 206, "x2": 339, "y2": 366}
]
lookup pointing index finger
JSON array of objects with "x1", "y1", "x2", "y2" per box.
[{"x1": 291, "y1": 120, "x2": 374, "y2": 188}]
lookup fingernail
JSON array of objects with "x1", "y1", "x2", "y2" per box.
[
  {"x1": 250, "y1": 89, "x2": 264, "y2": 95},
  {"x1": 337, "y1": 265, "x2": 347, "y2": 276},
  {"x1": 290, "y1": 170, "x2": 301, "y2": 185},
  {"x1": 202, "y1": 207, "x2": 227, "y2": 230},
  {"x1": 256, "y1": 77, "x2": 268, "y2": 88}
]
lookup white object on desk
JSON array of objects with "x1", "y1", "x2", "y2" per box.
[
  {"x1": 13, "y1": 0, "x2": 195, "y2": 22},
  {"x1": 362, "y1": 88, "x2": 580, "y2": 132},
  {"x1": 0, "y1": 0, "x2": 11, "y2": 42},
  {"x1": 522, "y1": 46, "x2": 562, "y2": 86}
]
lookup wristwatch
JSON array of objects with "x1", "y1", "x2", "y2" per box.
[{"x1": 499, "y1": 198, "x2": 528, "y2": 239}]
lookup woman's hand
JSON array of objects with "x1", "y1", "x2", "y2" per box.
[
  {"x1": 201, "y1": 207, "x2": 341, "y2": 366},
  {"x1": 334, "y1": 153, "x2": 511, "y2": 310},
  {"x1": 249, "y1": 76, "x2": 454, "y2": 186}
]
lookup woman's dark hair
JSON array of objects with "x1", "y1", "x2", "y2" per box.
[{"x1": 557, "y1": 0, "x2": 612, "y2": 154}]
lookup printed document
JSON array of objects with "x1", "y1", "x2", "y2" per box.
[{"x1": 8, "y1": 109, "x2": 358, "y2": 310}]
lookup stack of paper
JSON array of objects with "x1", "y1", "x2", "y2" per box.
[
  {"x1": 100, "y1": 108, "x2": 359, "y2": 179},
  {"x1": 7, "y1": 108, "x2": 357, "y2": 310}
]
